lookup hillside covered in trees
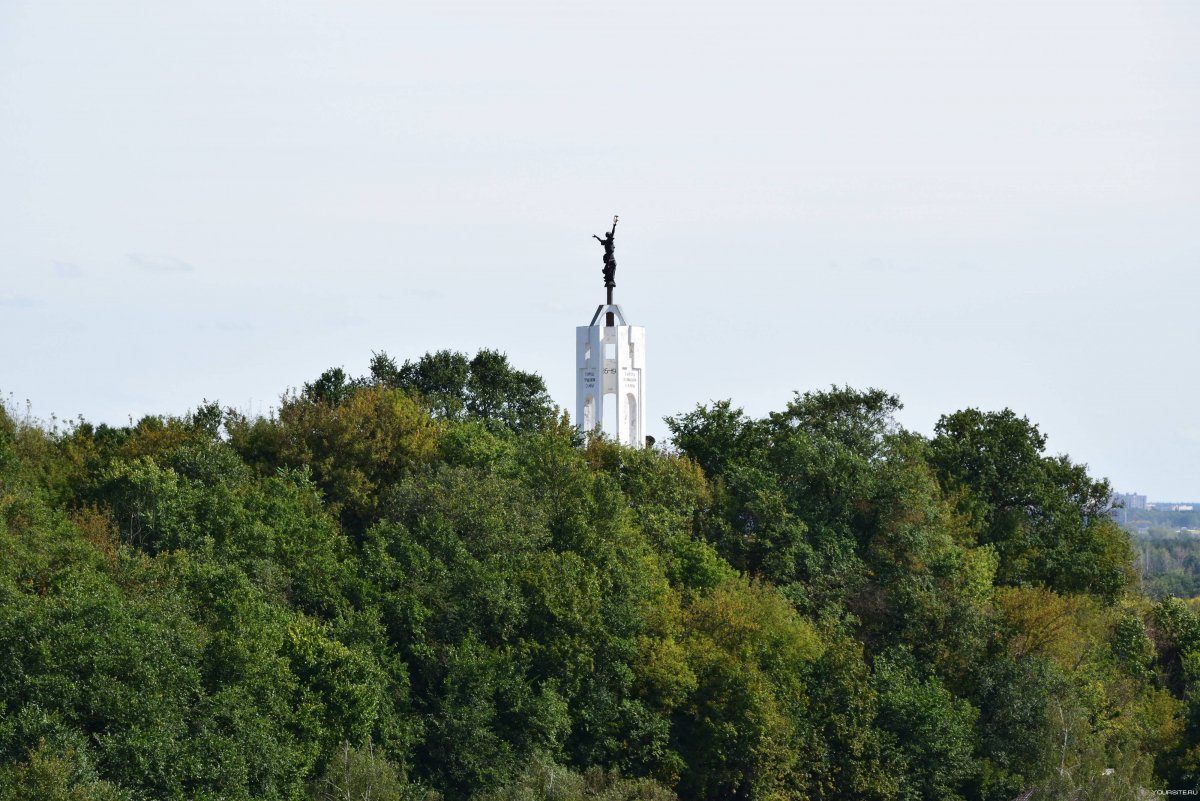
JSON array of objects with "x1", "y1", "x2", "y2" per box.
[{"x1": 3, "y1": 349, "x2": 1199, "y2": 800}]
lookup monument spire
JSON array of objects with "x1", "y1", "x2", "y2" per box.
[{"x1": 577, "y1": 216, "x2": 646, "y2": 447}]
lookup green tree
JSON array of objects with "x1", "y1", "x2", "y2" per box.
[
  {"x1": 372, "y1": 349, "x2": 556, "y2": 434},
  {"x1": 227, "y1": 385, "x2": 440, "y2": 533},
  {"x1": 931, "y1": 408, "x2": 1134, "y2": 601},
  {"x1": 873, "y1": 648, "x2": 979, "y2": 801},
  {"x1": 0, "y1": 742, "x2": 129, "y2": 801},
  {"x1": 673, "y1": 578, "x2": 825, "y2": 800}
]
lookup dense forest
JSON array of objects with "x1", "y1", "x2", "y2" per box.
[
  {"x1": 1123, "y1": 508, "x2": 1200, "y2": 533},
  {"x1": 3, "y1": 349, "x2": 1199, "y2": 800},
  {"x1": 1135, "y1": 533, "x2": 1200, "y2": 600},
  {"x1": 1113, "y1": 507, "x2": 1200, "y2": 600}
]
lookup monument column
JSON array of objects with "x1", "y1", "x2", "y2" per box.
[{"x1": 576, "y1": 216, "x2": 646, "y2": 447}]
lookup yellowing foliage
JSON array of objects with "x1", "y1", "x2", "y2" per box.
[{"x1": 993, "y1": 586, "x2": 1104, "y2": 670}]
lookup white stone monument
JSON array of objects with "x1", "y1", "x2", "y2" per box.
[{"x1": 576, "y1": 216, "x2": 646, "y2": 447}]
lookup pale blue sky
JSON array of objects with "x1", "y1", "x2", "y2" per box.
[{"x1": 1, "y1": 0, "x2": 1197, "y2": 498}]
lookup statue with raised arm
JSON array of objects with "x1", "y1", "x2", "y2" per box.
[{"x1": 593, "y1": 215, "x2": 618, "y2": 293}]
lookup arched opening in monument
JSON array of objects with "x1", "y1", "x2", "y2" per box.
[
  {"x1": 626, "y1": 393, "x2": 638, "y2": 445},
  {"x1": 605, "y1": 391, "x2": 618, "y2": 439},
  {"x1": 583, "y1": 394, "x2": 595, "y2": 432}
]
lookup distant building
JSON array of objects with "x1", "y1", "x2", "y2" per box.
[
  {"x1": 1110, "y1": 492, "x2": 1148, "y2": 525},
  {"x1": 1114, "y1": 492, "x2": 1148, "y2": 511},
  {"x1": 1146, "y1": 502, "x2": 1196, "y2": 512}
]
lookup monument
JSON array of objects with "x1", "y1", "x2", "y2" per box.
[{"x1": 576, "y1": 216, "x2": 647, "y2": 447}]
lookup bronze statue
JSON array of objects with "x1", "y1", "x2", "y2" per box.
[{"x1": 593, "y1": 215, "x2": 618, "y2": 291}]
